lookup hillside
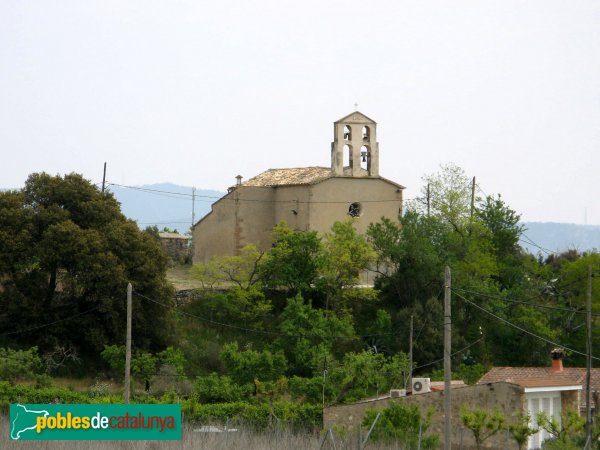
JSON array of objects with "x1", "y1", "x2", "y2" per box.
[
  {"x1": 108, "y1": 183, "x2": 224, "y2": 233},
  {"x1": 521, "y1": 222, "x2": 600, "y2": 255}
]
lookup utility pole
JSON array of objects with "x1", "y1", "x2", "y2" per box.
[
  {"x1": 426, "y1": 184, "x2": 431, "y2": 217},
  {"x1": 444, "y1": 266, "x2": 452, "y2": 450},
  {"x1": 409, "y1": 315, "x2": 414, "y2": 392},
  {"x1": 124, "y1": 282, "x2": 132, "y2": 404},
  {"x1": 585, "y1": 265, "x2": 593, "y2": 449},
  {"x1": 191, "y1": 187, "x2": 196, "y2": 259},
  {"x1": 470, "y1": 176, "x2": 476, "y2": 218},
  {"x1": 102, "y1": 162, "x2": 107, "y2": 193}
]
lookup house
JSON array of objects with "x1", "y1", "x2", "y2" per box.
[
  {"x1": 478, "y1": 348, "x2": 599, "y2": 449},
  {"x1": 158, "y1": 232, "x2": 190, "y2": 262},
  {"x1": 324, "y1": 381, "x2": 525, "y2": 450},
  {"x1": 192, "y1": 111, "x2": 404, "y2": 265}
]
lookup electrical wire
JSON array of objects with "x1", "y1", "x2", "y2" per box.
[
  {"x1": 133, "y1": 290, "x2": 403, "y2": 341},
  {"x1": 412, "y1": 337, "x2": 484, "y2": 370},
  {"x1": 453, "y1": 290, "x2": 600, "y2": 361},
  {"x1": 0, "y1": 306, "x2": 102, "y2": 337},
  {"x1": 107, "y1": 181, "x2": 406, "y2": 205},
  {"x1": 452, "y1": 286, "x2": 599, "y2": 316}
]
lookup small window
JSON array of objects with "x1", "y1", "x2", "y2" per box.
[
  {"x1": 344, "y1": 125, "x2": 352, "y2": 140},
  {"x1": 362, "y1": 126, "x2": 370, "y2": 140},
  {"x1": 348, "y1": 202, "x2": 362, "y2": 217},
  {"x1": 343, "y1": 144, "x2": 352, "y2": 167}
]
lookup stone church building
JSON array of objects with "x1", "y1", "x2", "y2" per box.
[{"x1": 192, "y1": 111, "x2": 405, "y2": 264}]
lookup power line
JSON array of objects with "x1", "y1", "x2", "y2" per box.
[
  {"x1": 519, "y1": 232, "x2": 556, "y2": 256},
  {"x1": 453, "y1": 290, "x2": 600, "y2": 362},
  {"x1": 133, "y1": 290, "x2": 402, "y2": 341},
  {"x1": 413, "y1": 337, "x2": 484, "y2": 370},
  {"x1": 107, "y1": 181, "x2": 406, "y2": 206},
  {"x1": 453, "y1": 286, "x2": 599, "y2": 316},
  {"x1": 0, "y1": 306, "x2": 102, "y2": 337}
]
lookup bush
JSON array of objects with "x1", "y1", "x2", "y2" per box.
[
  {"x1": 0, "y1": 347, "x2": 43, "y2": 383},
  {"x1": 362, "y1": 403, "x2": 438, "y2": 450},
  {"x1": 194, "y1": 373, "x2": 253, "y2": 403}
]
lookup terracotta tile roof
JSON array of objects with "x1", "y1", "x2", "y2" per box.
[
  {"x1": 242, "y1": 167, "x2": 332, "y2": 187},
  {"x1": 479, "y1": 366, "x2": 600, "y2": 407},
  {"x1": 158, "y1": 232, "x2": 189, "y2": 240}
]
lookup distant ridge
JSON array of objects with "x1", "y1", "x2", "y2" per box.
[
  {"x1": 5, "y1": 183, "x2": 599, "y2": 253},
  {"x1": 108, "y1": 183, "x2": 224, "y2": 232},
  {"x1": 520, "y1": 222, "x2": 600, "y2": 256}
]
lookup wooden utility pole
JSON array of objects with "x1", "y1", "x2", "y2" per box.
[
  {"x1": 585, "y1": 266, "x2": 593, "y2": 449},
  {"x1": 470, "y1": 176, "x2": 476, "y2": 218},
  {"x1": 409, "y1": 315, "x2": 414, "y2": 392},
  {"x1": 191, "y1": 187, "x2": 196, "y2": 258},
  {"x1": 102, "y1": 162, "x2": 107, "y2": 193},
  {"x1": 444, "y1": 266, "x2": 452, "y2": 450},
  {"x1": 124, "y1": 282, "x2": 132, "y2": 404},
  {"x1": 426, "y1": 184, "x2": 431, "y2": 217}
]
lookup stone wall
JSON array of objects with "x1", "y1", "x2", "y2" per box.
[{"x1": 324, "y1": 382, "x2": 525, "y2": 450}]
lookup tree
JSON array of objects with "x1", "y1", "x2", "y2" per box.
[
  {"x1": 321, "y1": 219, "x2": 376, "y2": 291},
  {"x1": 410, "y1": 162, "x2": 473, "y2": 230},
  {"x1": 537, "y1": 409, "x2": 585, "y2": 448},
  {"x1": 362, "y1": 402, "x2": 439, "y2": 449},
  {"x1": 220, "y1": 342, "x2": 287, "y2": 385},
  {"x1": 0, "y1": 173, "x2": 175, "y2": 362},
  {"x1": 260, "y1": 222, "x2": 324, "y2": 294},
  {"x1": 460, "y1": 407, "x2": 505, "y2": 450},
  {"x1": 0, "y1": 347, "x2": 42, "y2": 383},
  {"x1": 508, "y1": 412, "x2": 538, "y2": 450}
]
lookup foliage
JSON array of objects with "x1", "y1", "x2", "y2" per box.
[
  {"x1": 508, "y1": 412, "x2": 538, "y2": 450},
  {"x1": 0, "y1": 172, "x2": 174, "y2": 359},
  {"x1": 180, "y1": 400, "x2": 322, "y2": 431},
  {"x1": 220, "y1": 342, "x2": 287, "y2": 385},
  {"x1": 192, "y1": 244, "x2": 265, "y2": 291},
  {"x1": 321, "y1": 219, "x2": 376, "y2": 291},
  {"x1": 327, "y1": 350, "x2": 410, "y2": 404},
  {"x1": 275, "y1": 295, "x2": 356, "y2": 376},
  {"x1": 537, "y1": 409, "x2": 585, "y2": 446},
  {"x1": 194, "y1": 373, "x2": 253, "y2": 403},
  {"x1": 362, "y1": 403, "x2": 439, "y2": 449},
  {"x1": 260, "y1": 222, "x2": 324, "y2": 294},
  {"x1": 0, "y1": 347, "x2": 42, "y2": 383},
  {"x1": 460, "y1": 407, "x2": 505, "y2": 450}
]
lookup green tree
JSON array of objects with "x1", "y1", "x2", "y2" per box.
[
  {"x1": 220, "y1": 342, "x2": 287, "y2": 385},
  {"x1": 194, "y1": 373, "x2": 253, "y2": 402},
  {"x1": 362, "y1": 403, "x2": 439, "y2": 449},
  {"x1": 0, "y1": 173, "x2": 175, "y2": 361},
  {"x1": 260, "y1": 222, "x2": 324, "y2": 294},
  {"x1": 275, "y1": 295, "x2": 356, "y2": 376},
  {"x1": 537, "y1": 409, "x2": 585, "y2": 448},
  {"x1": 460, "y1": 407, "x2": 505, "y2": 450},
  {"x1": 410, "y1": 162, "x2": 473, "y2": 229},
  {"x1": 321, "y1": 219, "x2": 376, "y2": 291},
  {"x1": 508, "y1": 412, "x2": 538, "y2": 450},
  {"x1": 0, "y1": 347, "x2": 42, "y2": 383}
]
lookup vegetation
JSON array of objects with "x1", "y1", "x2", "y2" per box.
[
  {"x1": 1, "y1": 167, "x2": 599, "y2": 442},
  {"x1": 0, "y1": 173, "x2": 174, "y2": 368},
  {"x1": 363, "y1": 402, "x2": 439, "y2": 449},
  {"x1": 460, "y1": 406, "x2": 505, "y2": 450}
]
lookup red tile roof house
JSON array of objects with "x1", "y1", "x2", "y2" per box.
[{"x1": 478, "y1": 348, "x2": 600, "y2": 449}]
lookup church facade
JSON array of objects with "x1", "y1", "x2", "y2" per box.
[{"x1": 192, "y1": 111, "x2": 404, "y2": 264}]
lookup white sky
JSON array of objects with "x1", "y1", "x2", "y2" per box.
[{"x1": 1, "y1": 1, "x2": 599, "y2": 224}]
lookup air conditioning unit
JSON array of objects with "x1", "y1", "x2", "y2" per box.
[
  {"x1": 412, "y1": 378, "x2": 431, "y2": 394},
  {"x1": 390, "y1": 389, "x2": 406, "y2": 398}
]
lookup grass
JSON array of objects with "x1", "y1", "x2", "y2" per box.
[
  {"x1": 1, "y1": 414, "x2": 405, "y2": 449},
  {"x1": 166, "y1": 265, "x2": 204, "y2": 291}
]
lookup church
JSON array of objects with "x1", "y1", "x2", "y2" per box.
[{"x1": 192, "y1": 111, "x2": 405, "y2": 264}]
